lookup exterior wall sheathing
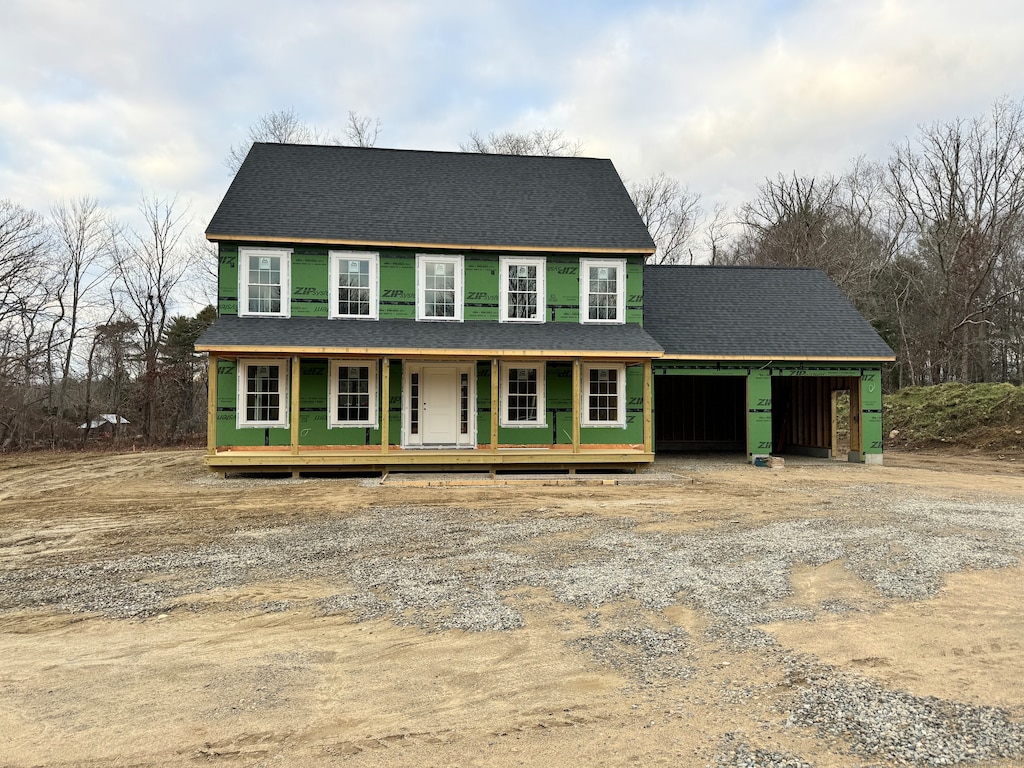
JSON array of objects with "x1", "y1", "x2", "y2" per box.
[
  {"x1": 217, "y1": 244, "x2": 644, "y2": 324},
  {"x1": 653, "y1": 362, "x2": 884, "y2": 463}
]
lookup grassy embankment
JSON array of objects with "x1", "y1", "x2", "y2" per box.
[{"x1": 884, "y1": 382, "x2": 1024, "y2": 452}]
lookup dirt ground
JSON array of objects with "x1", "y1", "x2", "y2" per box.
[{"x1": 0, "y1": 448, "x2": 1022, "y2": 767}]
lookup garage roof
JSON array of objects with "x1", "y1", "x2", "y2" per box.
[{"x1": 642, "y1": 266, "x2": 895, "y2": 361}]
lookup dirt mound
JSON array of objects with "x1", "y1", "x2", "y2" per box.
[{"x1": 885, "y1": 382, "x2": 1024, "y2": 452}]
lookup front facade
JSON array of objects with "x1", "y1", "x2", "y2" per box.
[
  {"x1": 196, "y1": 144, "x2": 895, "y2": 475},
  {"x1": 196, "y1": 144, "x2": 662, "y2": 474}
]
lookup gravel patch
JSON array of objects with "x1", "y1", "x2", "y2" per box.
[
  {"x1": 1, "y1": 495, "x2": 1021, "y2": 633},
  {"x1": 570, "y1": 626, "x2": 695, "y2": 685},
  {"x1": 714, "y1": 731, "x2": 813, "y2": 768},
  {"x1": 784, "y1": 659, "x2": 1024, "y2": 765}
]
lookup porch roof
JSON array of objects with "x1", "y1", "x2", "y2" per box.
[{"x1": 195, "y1": 316, "x2": 664, "y2": 359}]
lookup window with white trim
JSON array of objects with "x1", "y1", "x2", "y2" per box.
[
  {"x1": 239, "y1": 248, "x2": 291, "y2": 317},
  {"x1": 500, "y1": 363, "x2": 546, "y2": 427},
  {"x1": 499, "y1": 256, "x2": 545, "y2": 322},
  {"x1": 329, "y1": 360, "x2": 378, "y2": 428},
  {"x1": 416, "y1": 254, "x2": 463, "y2": 320},
  {"x1": 581, "y1": 364, "x2": 625, "y2": 427},
  {"x1": 237, "y1": 360, "x2": 289, "y2": 428},
  {"x1": 580, "y1": 258, "x2": 625, "y2": 324},
  {"x1": 329, "y1": 251, "x2": 379, "y2": 319}
]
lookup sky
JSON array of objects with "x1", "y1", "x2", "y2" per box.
[{"x1": 4, "y1": 0, "x2": 1024, "y2": 244}]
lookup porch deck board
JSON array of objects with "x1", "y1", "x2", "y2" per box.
[{"x1": 206, "y1": 447, "x2": 654, "y2": 474}]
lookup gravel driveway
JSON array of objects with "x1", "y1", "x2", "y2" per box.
[{"x1": 1, "y1": 453, "x2": 1023, "y2": 766}]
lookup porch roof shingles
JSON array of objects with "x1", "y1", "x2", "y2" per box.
[
  {"x1": 206, "y1": 143, "x2": 656, "y2": 253},
  {"x1": 642, "y1": 266, "x2": 895, "y2": 360},
  {"x1": 196, "y1": 316, "x2": 664, "y2": 356}
]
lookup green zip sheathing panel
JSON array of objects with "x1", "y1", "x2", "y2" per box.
[
  {"x1": 217, "y1": 244, "x2": 643, "y2": 324},
  {"x1": 214, "y1": 359, "x2": 291, "y2": 447},
  {"x1": 654, "y1": 362, "x2": 884, "y2": 462}
]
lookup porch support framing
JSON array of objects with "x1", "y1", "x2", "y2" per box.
[
  {"x1": 572, "y1": 359, "x2": 581, "y2": 453},
  {"x1": 381, "y1": 357, "x2": 390, "y2": 455},
  {"x1": 290, "y1": 355, "x2": 301, "y2": 456},
  {"x1": 207, "y1": 354, "x2": 218, "y2": 456},
  {"x1": 490, "y1": 357, "x2": 499, "y2": 450},
  {"x1": 643, "y1": 359, "x2": 653, "y2": 453}
]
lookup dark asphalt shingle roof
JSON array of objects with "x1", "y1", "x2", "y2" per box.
[
  {"x1": 206, "y1": 143, "x2": 656, "y2": 252},
  {"x1": 642, "y1": 266, "x2": 895, "y2": 360},
  {"x1": 195, "y1": 316, "x2": 663, "y2": 356}
]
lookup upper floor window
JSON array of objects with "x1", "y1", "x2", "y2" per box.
[
  {"x1": 580, "y1": 258, "x2": 625, "y2": 324},
  {"x1": 581, "y1": 363, "x2": 625, "y2": 427},
  {"x1": 239, "y1": 248, "x2": 291, "y2": 317},
  {"x1": 499, "y1": 256, "x2": 545, "y2": 322},
  {"x1": 329, "y1": 251, "x2": 379, "y2": 319},
  {"x1": 417, "y1": 254, "x2": 463, "y2": 321},
  {"x1": 500, "y1": 362, "x2": 546, "y2": 427},
  {"x1": 237, "y1": 359, "x2": 289, "y2": 428},
  {"x1": 329, "y1": 360, "x2": 378, "y2": 428}
]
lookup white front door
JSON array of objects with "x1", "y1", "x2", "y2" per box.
[
  {"x1": 422, "y1": 365, "x2": 458, "y2": 444},
  {"x1": 405, "y1": 362, "x2": 475, "y2": 447}
]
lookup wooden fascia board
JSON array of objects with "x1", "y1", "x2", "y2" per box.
[
  {"x1": 195, "y1": 343, "x2": 664, "y2": 360},
  {"x1": 658, "y1": 354, "x2": 895, "y2": 363},
  {"x1": 206, "y1": 232, "x2": 655, "y2": 256}
]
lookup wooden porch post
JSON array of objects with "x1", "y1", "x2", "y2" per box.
[
  {"x1": 381, "y1": 357, "x2": 390, "y2": 455},
  {"x1": 490, "y1": 358, "x2": 499, "y2": 450},
  {"x1": 572, "y1": 359, "x2": 581, "y2": 454},
  {"x1": 643, "y1": 359, "x2": 653, "y2": 454},
  {"x1": 206, "y1": 354, "x2": 217, "y2": 457},
  {"x1": 290, "y1": 355, "x2": 301, "y2": 456}
]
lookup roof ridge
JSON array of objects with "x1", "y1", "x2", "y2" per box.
[{"x1": 249, "y1": 142, "x2": 612, "y2": 163}]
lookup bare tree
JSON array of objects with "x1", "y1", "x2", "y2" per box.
[
  {"x1": 47, "y1": 197, "x2": 113, "y2": 429},
  {"x1": 0, "y1": 200, "x2": 51, "y2": 447},
  {"x1": 0, "y1": 200, "x2": 49, "y2": 331},
  {"x1": 226, "y1": 108, "x2": 382, "y2": 172},
  {"x1": 888, "y1": 97, "x2": 1024, "y2": 382},
  {"x1": 701, "y1": 202, "x2": 733, "y2": 266},
  {"x1": 732, "y1": 167, "x2": 896, "y2": 310},
  {"x1": 628, "y1": 174, "x2": 702, "y2": 264},
  {"x1": 180, "y1": 232, "x2": 219, "y2": 309},
  {"x1": 110, "y1": 194, "x2": 196, "y2": 438},
  {"x1": 460, "y1": 128, "x2": 583, "y2": 156},
  {"x1": 345, "y1": 110, "x2": 381, "y2": 148},
  {"x1": 226, "y1": 108, "x2": 326, "y2": 172}
]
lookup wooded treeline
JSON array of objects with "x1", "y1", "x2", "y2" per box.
[
  {"x1": 0, "y1": 195, "x2": 214, "y2": 448},
  {"x1": 2, "y1": 100, "x2": 1022, "y2": 448},
  {"x1": 715, "y1": 98, "x2": 1024, "y2": 389}
]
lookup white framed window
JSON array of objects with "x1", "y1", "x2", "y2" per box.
[
  {"x1": 416, "y1": 254, "x2": 463, "y2": 321},
  {"x1": 237, "y1": 359, "x2": 289, "y2": 428},
  {"x1": 329, "y1": 251, "x2": 379, "y2": 319},
  {"x1": 239, "y1": 248, "x2": 291, "y2": 317},
  {"x1": 329, "y1": 360, "x2": 378, "y2": 428},
  {"x1": 580, "y1": 258, "x2": 625, "y2": 324},
  {"x1": 500, "y1": 362, "x2": 547, "y2": 427},
  {"x1": 581, "y1": 363, "x2": 625, "y2": 427},
  {"x1": 499, "y1": 256, "x2": 545, "y2": 322}
]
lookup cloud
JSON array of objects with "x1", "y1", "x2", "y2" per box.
[{"x1": 4, "y1": 0, "x2": 1024, "y2": 235}]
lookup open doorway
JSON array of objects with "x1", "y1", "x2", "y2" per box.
[
  {"x1": 654, "y1": 375, "x2": 746, "y2": 451},
  {"x1": 771, "y1": 376, "x2": 860, "y2": 458}
]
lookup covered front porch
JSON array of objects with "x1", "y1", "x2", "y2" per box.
[{"x1": 203, "y1": 353, "x2": 656, "y2": 477}]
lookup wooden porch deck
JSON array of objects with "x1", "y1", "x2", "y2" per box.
[{"x1": 206, "y1": 446, "x2": 655, "y2": 477}]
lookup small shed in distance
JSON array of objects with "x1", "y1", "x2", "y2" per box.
[{"x1": 79, "y1": 414, "x2": 130, "y2": 438}]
